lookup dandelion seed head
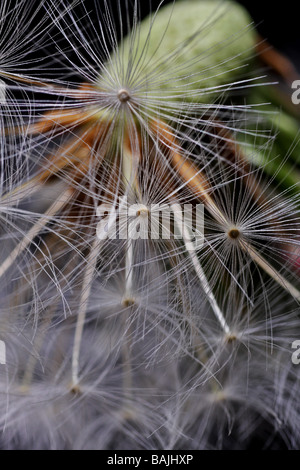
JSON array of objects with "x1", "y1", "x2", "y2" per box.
[{"x1": 0, "y1": 0, "x2": 299, "y2": 451}]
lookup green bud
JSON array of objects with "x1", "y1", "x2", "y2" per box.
[{"x1": 105, "y1": 1, "x2": 257, "y2": 102}]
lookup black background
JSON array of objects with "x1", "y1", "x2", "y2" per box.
[{"x1": 239, "y1": 0, "x2": 300, "y2": 70}]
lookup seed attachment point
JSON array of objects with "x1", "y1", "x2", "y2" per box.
[
  {"x1": 70, "y1": 384, "x2": 82, "y2": 396},
  {"x1": 228, "y1": 227, "x2": 240, "y2": 240},
  {"x1": 136, "y1": 206, "x2": 149, "y2": 217},
  {"x1": 226, "y1": 333, "x2": 237, "y2": 344},
  {"x1": 122, "y1": 297, "x2": 135, "y2": 308},
  {"x1": 118, "y1": 88, "x2": 131, "y2": 103}
]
